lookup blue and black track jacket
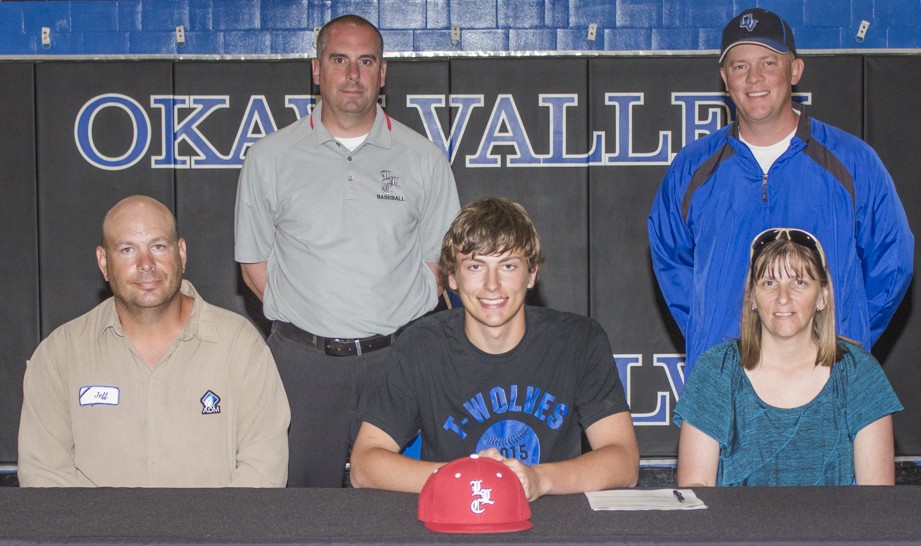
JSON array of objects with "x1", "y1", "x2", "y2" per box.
[{"x1": 648, "y1": 105, "x2": 913, "y2": 375}]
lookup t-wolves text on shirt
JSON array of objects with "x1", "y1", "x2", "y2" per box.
[{"x1": 365, "y1": 306, "x2": 630, "y2": 464}]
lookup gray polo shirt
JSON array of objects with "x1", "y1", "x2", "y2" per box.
[{"x1": 235, "y1": 102, "x2": 459, "y2": 338}]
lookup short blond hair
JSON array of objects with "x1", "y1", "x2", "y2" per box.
[{"x1": 316, "y1": 14, "x2": 383, "y2": 59}]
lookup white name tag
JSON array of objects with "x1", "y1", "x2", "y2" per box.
[{"x1": 79, "y1": 386, "x2": 119, "y2": 406}]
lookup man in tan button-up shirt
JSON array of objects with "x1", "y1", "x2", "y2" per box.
[{"x1": 18, "y1": 195, "x2": 290, "y2": 487}]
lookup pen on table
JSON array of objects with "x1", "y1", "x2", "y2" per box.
[{"x1": 672, "y1": 489, "x2": 685, "y2": 503}]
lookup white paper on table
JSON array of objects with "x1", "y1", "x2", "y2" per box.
[{"x1": 585, "y1": 488, "x2": 707, "y2": 511}]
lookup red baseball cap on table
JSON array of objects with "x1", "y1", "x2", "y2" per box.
[{"x1": 418, "y1": 455, "x2": 532, "y2": 534}]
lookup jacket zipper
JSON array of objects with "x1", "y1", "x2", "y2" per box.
[{"x1": 761, "y1": 173, "x2": 768, "y2": 202}]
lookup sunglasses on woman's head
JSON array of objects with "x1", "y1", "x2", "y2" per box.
[{"x1": 750, "y1": 228, "x2": 827, "y2": 269}]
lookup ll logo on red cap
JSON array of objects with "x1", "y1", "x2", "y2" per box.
[
  {"x1": 470, "y1": 479, "x2": 495, "y2": 513},
  {"x1": 418, "y1": 455, "x2": 533, "y2": 534}
]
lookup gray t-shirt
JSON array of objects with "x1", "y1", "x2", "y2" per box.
[{"x1": 366, "y1": 307, "x2": 630, "y2": 464}]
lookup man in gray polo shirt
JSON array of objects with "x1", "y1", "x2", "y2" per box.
[{"x1": 234, "y1": 14, "x2": 460, "y2": 487}]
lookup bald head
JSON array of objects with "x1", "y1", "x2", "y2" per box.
[
  {"x1": 96, "y1": 195, "x2": 187, "y2": 318},
  {"x1": 101, "y1": 195, "x2": 178, "y2": 250}
]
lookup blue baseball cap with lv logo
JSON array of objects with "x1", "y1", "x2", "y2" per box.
[{"x1": 720, "y1": 8, "x2": 796, "y2": 64}]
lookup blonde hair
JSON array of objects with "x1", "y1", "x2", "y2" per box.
[{"x1": 738, "y1": 238, "x2": 846, "y2": 369}]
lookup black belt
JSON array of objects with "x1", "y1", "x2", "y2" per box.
[{"x1": 272, "y1": 321, "x2": 402, "y2": 357}]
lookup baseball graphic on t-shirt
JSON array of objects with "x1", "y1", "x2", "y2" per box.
[{"x1": 475, "y1": 419, "x2": 540, "y2": 466}]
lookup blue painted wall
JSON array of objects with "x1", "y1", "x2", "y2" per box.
[{"x1": 0, "y1": 0, "x2": 919, "y2": 56}]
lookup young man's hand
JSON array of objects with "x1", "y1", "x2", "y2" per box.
[{"x1": 477, "y1": 448, "x2": 545, "y2": 501}]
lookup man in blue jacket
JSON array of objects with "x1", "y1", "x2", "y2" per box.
[{"x1": 648, "y1": 7, "x2": 913, "y2": 375}]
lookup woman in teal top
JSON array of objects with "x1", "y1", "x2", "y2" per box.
[{"x1": 674, "y1": 228, "x2": 902, "y2": 486}]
